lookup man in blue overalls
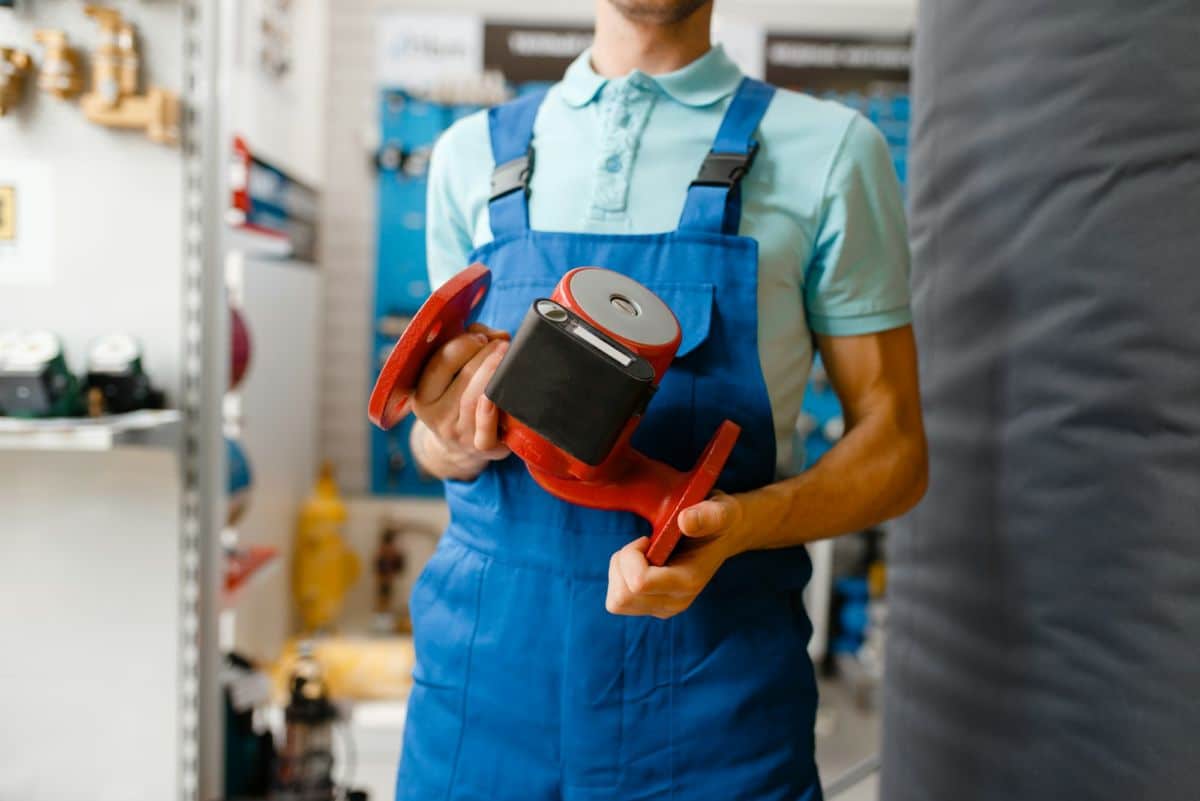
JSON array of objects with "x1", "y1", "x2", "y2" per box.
[{"x1": 400, "y1": 2, "x2": 927, "y2": 799}]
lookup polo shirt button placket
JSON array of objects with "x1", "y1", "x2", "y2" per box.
[{"x1": 591, "y1": 79, "x2": 655, "y2": 220}]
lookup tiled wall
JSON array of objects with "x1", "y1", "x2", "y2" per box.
[{"x1": 319, "y1": 0, "x2": 379, "y2": 492}]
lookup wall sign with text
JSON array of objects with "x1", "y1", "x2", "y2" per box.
[
  {"x1": 0, "y1": 162, "x2": 54, "y2": 286},
  {"x1": 482, "y1": 22, "x2": 592, "y2": 85},
  {"x1": 377, "y1": 13, "x2": 910, "y2": 94},
  {"x1": 0, "y1": 186, "x2": 14, "y2": 242},
  {"x1": 765, "y1": 35, "x2": 911, "y2": 92}
]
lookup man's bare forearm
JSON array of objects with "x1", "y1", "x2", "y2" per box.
[
  {"x1": 410, "y1": 420, "x2": 489, "y2": 481},
  {"x1": 737, "y1": 405, "x2": 928, "y2": 552}
]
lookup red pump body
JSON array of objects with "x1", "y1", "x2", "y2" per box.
[{"x1": 368, "y1": 263, "x2": 740, "y2": 565}]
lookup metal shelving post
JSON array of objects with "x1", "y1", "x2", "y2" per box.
[{"x1": 181, "y1": 0, "x2": 228, "y2": 798}]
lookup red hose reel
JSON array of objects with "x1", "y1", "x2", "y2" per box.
[{"x1": 369, "y1": 263, "x2": 741, "y2": 565}]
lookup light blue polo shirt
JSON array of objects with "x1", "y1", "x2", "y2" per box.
[{"x1": 425, "y1": 45, "x2": 911, "y2": 474}]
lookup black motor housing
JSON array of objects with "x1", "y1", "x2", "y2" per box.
[{"x1": 486, "y1": 299, "x2": 656, "y2": 466}]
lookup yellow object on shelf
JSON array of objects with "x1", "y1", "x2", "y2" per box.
[
  {"x1": 868, "y1": 560, "x2": 887, "y2": 599},
  {"x1": 273, "y1": 636, "x2": 415, "y2": 702},
  {"x1": 293, "y1": 462, "x2": 361, "y2": 634}
]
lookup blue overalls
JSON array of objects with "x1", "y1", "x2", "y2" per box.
[{"x1": 398, "y1": 79, "x2": 821, "y2": 801}]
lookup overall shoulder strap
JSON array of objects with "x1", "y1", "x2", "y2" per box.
[
  {"x1": 486, "y1": 88, "x2": 549, "y2": 237},
  {"x1": 678, "y1": 78, "x2": 776, "y2": 236}
]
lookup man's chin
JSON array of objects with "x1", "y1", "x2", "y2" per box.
[{"x1": 607, "y1": 0, "x2": 712, "y2": 26}]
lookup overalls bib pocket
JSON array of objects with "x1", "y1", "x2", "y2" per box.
[{"x1": 628, "y1": 282, "x2": 715, "y2": 471}]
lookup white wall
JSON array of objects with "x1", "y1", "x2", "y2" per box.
[
  {"x1": 220, "y1": 0, "x2": 331, "y2": 188},
  {"x1": 232, "y1": 257, "x2": 323, "y2": 662},
  {"x1": 0, "y1": 449, "x2": 181, "y2": 801},
  {"x1": 396, "y1": 0, "x2": 916, "y2": 31},
  {"x1": 0, "y1": 1, "x2": 184, "y2": 397},
  {"x1": 319, "y1": 0, "x2": 379, "y2": 493}
]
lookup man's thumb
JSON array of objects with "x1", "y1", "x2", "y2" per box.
[{"x1": 678, "y1": 497, "x2": 732, "y2": 538}]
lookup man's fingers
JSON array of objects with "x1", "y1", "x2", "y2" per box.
[
  {"x1": 610, "y1": 538, "x2": 699, "y2": 598},
  {"x1": 457, "y1": 340, "x2": 506, "y2": 422},
  {"x1": 474, "y1": 395, "x2": 503, "y2": 452},
  {"x1": 606, "y1": 546, "x2": 650, "y2": 615},
  {"x1": 637, "y1": 563, "x2": 706, "y2": 597},
  {"x1": 414, "y1": 332, "x2": 489, "y2": 406},
  {"x1": 678, "y1": 494, "x2": 736, "y2": 538},
  {"x1": 606, "y1": 549, "x2": 629, "y2": 613},
  {"x1": 466, "y1": 322, "x2": 511, "y2": 342},
  {"x1": 618, "y1": 537, "x2": 661, "y2": 595},
  {"x1": 447, "y1": 339, "x2": 509, "y2": 459},
  {"x1": 607, "y1": 540, "x2": 682, "y2": 617}
]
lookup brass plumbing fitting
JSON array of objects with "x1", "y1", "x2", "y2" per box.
[
  {"x1": 33, "y1": 30, "x2": 84, "y2": 99},
  {"x1": 0, "y1": 47, "x2": 32, "y2": 116},
  {"x1": 80, "y1": 4, "x2": 179, "y2": 145}
]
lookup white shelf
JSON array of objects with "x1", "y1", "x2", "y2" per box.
[
  {"x1": 0, "y1": 410, "x2": 183, "y2": 452},
  {"x1": 227, "y1": 222, "x2": 294, "y2": 259}
]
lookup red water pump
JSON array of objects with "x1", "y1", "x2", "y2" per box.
[{"x1": 369, "y1": 263, "x2": 741, "y2": 565}]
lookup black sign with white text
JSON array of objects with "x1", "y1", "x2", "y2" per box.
[
  {"x1": 484, "y1": 22, "x2": 594, "y2": 84},
  {"x1": 765, "y1": 35, "x2": 911, "y2": 92}
]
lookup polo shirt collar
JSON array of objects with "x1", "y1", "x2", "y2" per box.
[{"x1": 560, "y1": 44, "x2": 743, "y2": 109}]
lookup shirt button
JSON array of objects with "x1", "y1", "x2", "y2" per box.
[
  {"x1": 604, "y1": 154, "x2": 622, "y2": 173},
  {"x1": 617, "y1": 112, "x2": 631, "y2": 128}
]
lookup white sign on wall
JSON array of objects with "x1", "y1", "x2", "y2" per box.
[
  {"x1": 376, "y1": 13, "x2": 484, "y2": 91},
  {"x1": 0, "y1": 162, "x2": 54, "y2": 287}
]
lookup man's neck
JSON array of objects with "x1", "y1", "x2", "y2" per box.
[{"x1": 590, "y1": 1, "x2": 713, "y2": 78}]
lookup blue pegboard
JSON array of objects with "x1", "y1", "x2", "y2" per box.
[
  {"x1": 371, "y1": 90, "x2": 485, "y2": 495},
  {"x1": 821, "y1": 89, "x2": 911, "y2": 193}
]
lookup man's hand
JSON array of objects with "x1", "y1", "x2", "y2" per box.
[
  {"x1": 605, "y1": 492, "x2": 774, "y2": 619},
  {"x1": 605, "y1": 326, "x2": 928, "y2": 619},
  {"x1": 410, "y1": 323, "x2": 512, "y2": 481}
]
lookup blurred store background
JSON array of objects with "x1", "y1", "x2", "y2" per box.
[{"x1": 0, "y1": 2, "x2": 915, "y2": 800}]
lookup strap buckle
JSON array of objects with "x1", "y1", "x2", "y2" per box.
[
  {"x1": 691, "y1": 144, "x2": 760, "y2": 188},
  {"x1": 490, "y1": 148, "x2": 535, "y2": 202}
]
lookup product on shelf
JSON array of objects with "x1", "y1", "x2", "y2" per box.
[
  {"x1": 33, "y1": 29, "x2": 84, "y2": 99},
  {"x1": 228, "y1": 135, "x2": 319, "y2": 260},
  {"x1": 0, "y1": 331, "x2": 83, "y2": 418},
  {"x1": 293, "y1": 463, "x2": 361, "y2": 634},
  {"x1": 273, "y1": 636, "x2": 414, "y2": 702},
  {"x1": 223, "y1": 543, "x2": 279, "y2": 598},
  {"x1": 80, "y1": 4, "x2": 179, "y2": 145},
  {"x1": 276, "y1": 644, "x2": 339, "y2": 801},
  {"x1": 223, "y1": 653, "x2": 276, "y2": 800},
  {"x1": 371, "y1": 518, "x2": 436, "y2": 635},
  {"x1": 0, "y1": 46, "x2": 31, "y2": 116},
  {"x1": 372, "y1": 525, "x2": 406, "y2": 634},
  {"x1": 85, "y1": 333, "x2": 166, "y2": 415},
  {"x1": 226, "y1": 436, "x2": 255, "y2": 525},
  {"x1": 230, "y1": 303, "x2": 253, "y2": 390}
]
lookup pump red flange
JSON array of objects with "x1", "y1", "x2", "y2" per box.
[
  {"x1": 368, "y1": 262, "x2": 742, "y2": 566},
  {"x1": 525, "y1": 421, "x2": 741, "y2": 565},
  {"x1": 368, "y1": 263, "x2": 491, "y2": 430}
]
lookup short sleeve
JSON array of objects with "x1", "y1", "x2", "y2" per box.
[
  {"x1": 425, "y1": 113, "x2": 490, "y2": 289},
  {"x1": 804, "y1": 114, "x2": 912, "y2": 336}
]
